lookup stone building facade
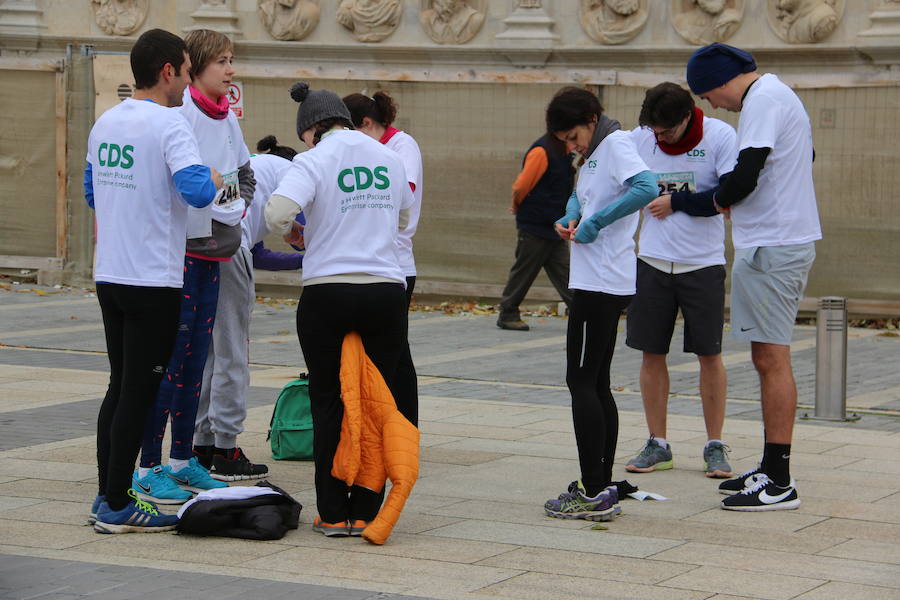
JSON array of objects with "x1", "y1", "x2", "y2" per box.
[{"x1": 1, "y1": 0, "x2": 898, "y2": 305}]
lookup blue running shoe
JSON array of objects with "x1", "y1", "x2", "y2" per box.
[
  {"x1": 88, "y1": 494, "x2": 105, "y2": 525},
  {"x1": 93, "y1": 489, "x2": 179, "y2": 534},
  {"x1": 132, "y1": 466, "x2": 192, "y2": 505},
  {"x1": 167, "y1": 457, "x2": 228, "y2": 493}
]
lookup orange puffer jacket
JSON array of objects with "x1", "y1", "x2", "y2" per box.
[{"x1": 332, "y1": 332, "x2": 419, "y2": 545}]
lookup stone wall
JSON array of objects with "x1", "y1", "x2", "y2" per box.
[{"x1": 1, "y1": 1, "x2": 898, "y2": 301}]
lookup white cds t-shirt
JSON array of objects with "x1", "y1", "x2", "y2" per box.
[
  {"x1": 384, "y1": 130, "x2": 423, "y2": 277},
  {"x1": 86, "y1": 99, "x2": 202, "y2": 287},
  {"x1": 632, "y1": 117, "x2": 737, "y2": 265},
  {"x1": 243, "y1": 154, "x2": 293, "y2": 248},
  {"x1": 178, "y1": 88, "x2": 250, "y2": 238},
  {"x1": 273, "y1": 129, "x2": 414, "y2": 283},
  {"x1": 732, "y1": 73, "x2": 822, "y2": 248},
  {"x1": 569, "y1": 130, "x2": 649, "y2": 295}
]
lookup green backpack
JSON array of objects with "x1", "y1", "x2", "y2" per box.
[{"x1": 267, "y1": 375, "x2": 314, "y2": 461}]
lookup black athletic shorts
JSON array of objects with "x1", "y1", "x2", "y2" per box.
[{"x1": 625, "y1": 259, "x2": 725, "y2": 356}]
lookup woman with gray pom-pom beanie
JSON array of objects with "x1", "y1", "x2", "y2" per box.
[{"x1": 264, "y1": 82, "x2": 416, "y2": 539}]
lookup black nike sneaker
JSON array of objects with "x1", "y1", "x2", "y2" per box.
[{"x1": 721, "y1": 474, "x2": 800, "y2": 511}]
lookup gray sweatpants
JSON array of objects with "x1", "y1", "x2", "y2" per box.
[{"x1": 194, "y1": 246, "x2": 254, "y2": 448}]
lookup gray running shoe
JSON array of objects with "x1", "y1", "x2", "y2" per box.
[
  {"x1": 544, "y1": 480, "x2": 619, "y2": 521},
  {"x1": 703, "y1": 441, "x2": 733, "y2": 479},
  {"x1": 625, "y1": 437, "x2": 673, "y2": 473}
]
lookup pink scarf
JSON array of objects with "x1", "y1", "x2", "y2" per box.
[{"x1": 189, "y1": 85, "x2": 230, "y2": 120}]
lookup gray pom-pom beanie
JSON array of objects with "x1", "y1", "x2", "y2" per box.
[{"x1": 290, "y1": 82, "x2": 352, "y2": 139}]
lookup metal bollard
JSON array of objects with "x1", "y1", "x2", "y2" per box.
[{"x1": 809, "y1": 297, "x2": 858, "y2": 421}]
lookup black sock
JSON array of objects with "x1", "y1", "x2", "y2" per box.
[
  {"x1": 214, "y1": 446, "x2": 235, "y2": 458},
  {"x1": 192, "y1": 444, "x2": 213, "y2": 456},
  {"x1": 762, "y1": 442, "x2": 791, "y2": 487}
]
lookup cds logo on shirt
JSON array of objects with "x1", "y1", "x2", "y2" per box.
[
  {"x1": 97, "y1": 142, "x2": 134, "y2": 168},
  {"x1": 686, "y1": 148, "x2": 707, "y2": 162},
  {"x1": 337, "y1": 166, "x2": 390, "y2": 192}
]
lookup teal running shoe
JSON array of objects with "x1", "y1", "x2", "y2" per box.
[
  {"x1": 167, "y1": 457, "x2": 228, "y2": 493},
  {"x1": 132, "y1": 466, "x2": 192, "y2": 505}
]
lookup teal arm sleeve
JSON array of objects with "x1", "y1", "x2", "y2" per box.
[
  {"x1": 555, "y1": 189, "x2": 581, "y2": 227},
  {"x1": 574, "y1": 170, "x2": 657, "y2": 244}
]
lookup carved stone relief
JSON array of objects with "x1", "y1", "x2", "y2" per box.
[
  {"x1": 671, "y1": 0, "x2": 744, "y2": 45},
  {"x1": 91, "y1": 0, "x2": 148, "y2": 36},
  {"x1": 336, "y1": 0, "x2": 402, "y2": 42},
  {"x1": 579, "y1": 0, "x2": 648, "y2": 45},
  {"x1": 258, "y1": 0, "x2": 320, "y2": 40},
  {"x1": 768, "y1": 0, "x2": 844, "y2": 43},
  {"x1": 420, "y1": 0, "x2": 485, "y2": 44}
]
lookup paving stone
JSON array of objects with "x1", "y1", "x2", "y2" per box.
[
  {"x1": 652, "y1": 542, "x2": 900, "y2": 589},
  {"x1": 424, "y1": 519, "x2": 683, "y2": 559},
  {"x1": 793, "y1": 581, "x2": 900, "y2": 599},
  {"x1": 476, "y1": 571, "x2": 708, "y2": 600},
  {"x1": 660, "y1": 565, "x2": 824, "y2": 600}
]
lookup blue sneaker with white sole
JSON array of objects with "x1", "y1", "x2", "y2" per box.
[
  {"x1": 88, "y1": 494, "x2": 105, "y2": 525},
  {"x1": 167, "y1": 457, "x2": 228, "y2": 493},
  {"x1": 93, "y1": 489, "x2": 179, "y2": 534},
  {"x1": 132, "y1": 466, "x2": 192, "y2": 504}
]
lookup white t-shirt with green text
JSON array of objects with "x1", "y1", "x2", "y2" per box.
[
  {"x1": 86, "y1": 98, "x2": 202, "y2": 287},
  {"x1": 273, "y1": 129, "x2": 415, "y2": 283},
  {"x1": 631, "y1": 117, "x2": 737, "y2": 265},
  {"x1": 569, "y1": 130, "x2": 649, "y2": 295}
]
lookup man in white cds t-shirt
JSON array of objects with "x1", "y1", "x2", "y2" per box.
[
  {"x1": 624, "y1": 82, "x2": 737, "y2": 481},
  {"x1": 687, "y1": 43, "x2": 822, "y2": 512}
]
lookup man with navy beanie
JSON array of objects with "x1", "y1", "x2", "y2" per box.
[{"x1": 686, "y1": 43, "x2": 822, "y2": 511}]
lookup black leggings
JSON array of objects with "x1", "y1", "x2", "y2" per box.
[
  {"x1": 566, "y1": 289, "x2": 632, "y2": 497},
  {"x1": 394, "y1": 275, "x2": 418, "y2": 426},
  {"x1": 297, "y1": 282, "x2": 408, "y2": 524},
  {"x1": 96, "y1": 283, "x2": 181, "y2": 510}
]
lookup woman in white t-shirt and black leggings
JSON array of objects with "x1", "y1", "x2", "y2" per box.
[
  {"x1": 265, "y1": 82, "x2": 415, "y2": 538},
  {"x1": 541, "y1": 87, "x2": 657, "y2": 522},
  {"x1": 343, "y1": 90, "x2": 423, "y2": 427}
]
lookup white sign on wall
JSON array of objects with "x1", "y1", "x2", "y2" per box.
[{"x1": 227, "y1": 82, "x2": 243, "y2": 119}]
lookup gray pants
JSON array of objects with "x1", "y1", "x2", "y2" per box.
[
  {"x1": 499, "y1": 229, "x2": 573, "y2": 321},
  {"x1": 194, "y1": 246, "x2": 254, "y2": 448}
]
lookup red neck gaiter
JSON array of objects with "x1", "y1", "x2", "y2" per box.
[
  {"x1": 379, "y1": 126, "x2": 400, "y2": 145},
  {"x1": 189, "y1": 85, "x2": 230, "y2": 120},
  {"x1": 657, "y1": 106, "x2": 704, "y2": 155}
]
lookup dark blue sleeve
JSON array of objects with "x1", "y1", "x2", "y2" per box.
[
  {"x1": 172, "y1": 164, "x2": 216, "y2": 208},
  {"x1": 251, "y1": 241, "x2": 303, "y2": 271},
  {"x1": 84, "y1": 164, "x2": 94, "y2": 209},
  {"x1": 289, "y1": 212, "x2": 306, "y2": 252},
  {"x1": 669, "y1": 174, "x2": 727, "y2": 217}
]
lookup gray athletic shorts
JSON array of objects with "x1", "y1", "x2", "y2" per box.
[{"x1": 730, "y1": 243, "x2": 816, "y2": 345}]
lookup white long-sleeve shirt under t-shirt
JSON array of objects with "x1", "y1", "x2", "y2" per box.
[
  {"x1": 268, "y1": 129, "x2": 415, "y2": 284},
  {"x1": 631, "y1": 117, "x2": 737, "y2": 266},
  {"x1": 383, "y1": 129, "x2": 423, "y2": 277},
  {"x1": 178, "y1": 87, "x2": 250, "y2": 238},
  {"x1": 86, "y1": 99, "x2": 203, "y2": 287}
]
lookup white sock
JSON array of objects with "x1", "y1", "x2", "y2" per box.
[
  {"x1": 138, "y1": 467, "x2": 151, "y2": 479},
  {"x1": 654, "y1": 437, "x2": 669, "y2": 449},
  {"x1": 168, "y1": 458, "x2": 190, "y2": 473},
  {"x1": 705, "y1": 439, "x2": 723, "y2": 449}
]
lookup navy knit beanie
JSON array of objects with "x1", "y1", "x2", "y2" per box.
[{"x1": 686, "y1": 43, "x2": 756, "y2": 95}]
